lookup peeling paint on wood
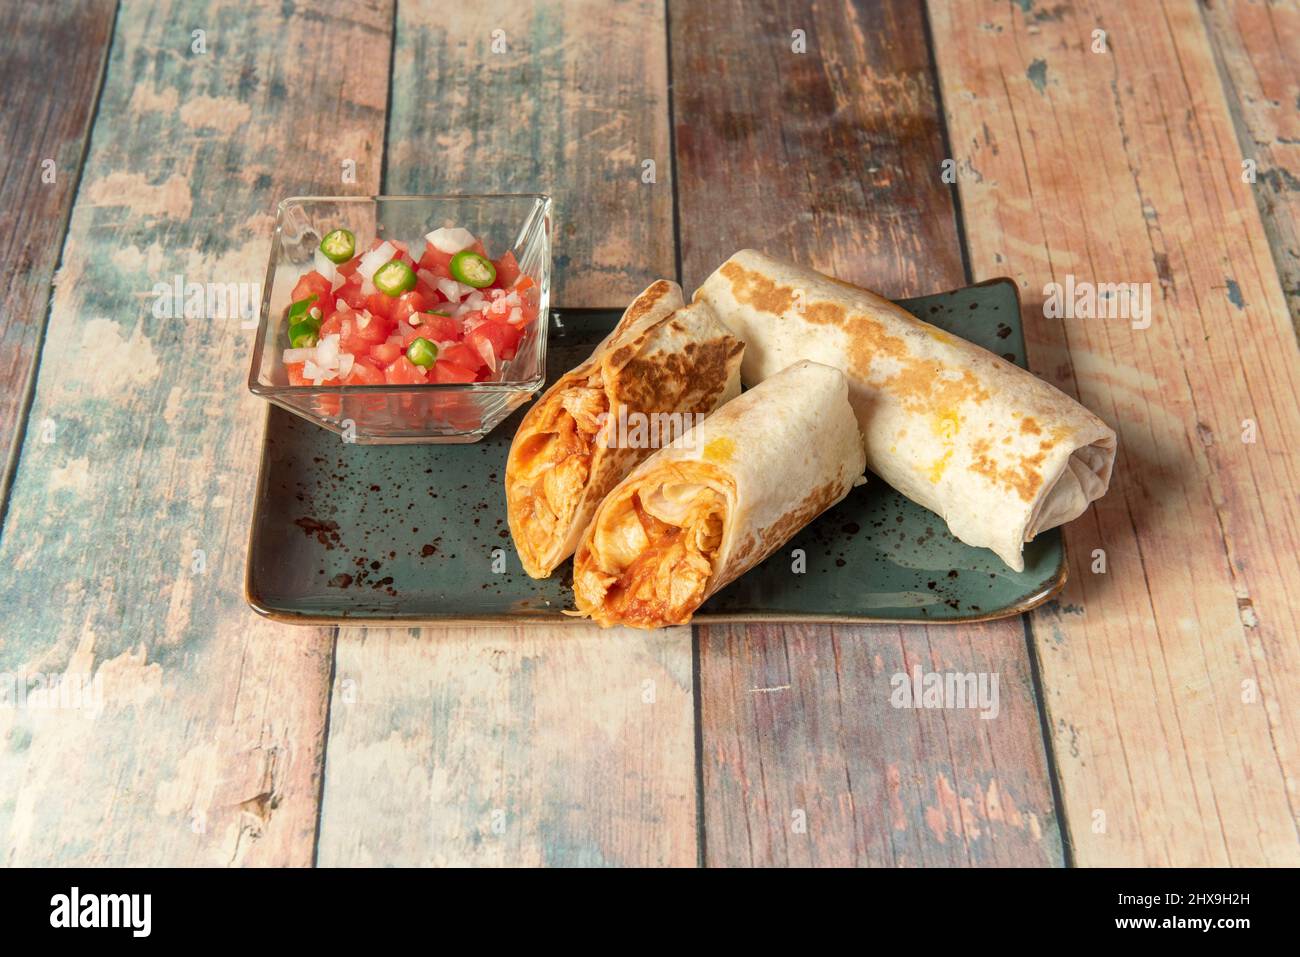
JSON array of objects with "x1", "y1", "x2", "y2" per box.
[
  {"x1": 930, "y1": 0, "x2": 1300, "y2": 866},
  {"x1": 1201, "y1": 0, "x2": 1300, "y2": 331},
  {"x1": 0, "y1": 0, "x2": 394, "y2": 866},
  {"x1": 317, "y1": 626, "x2": 696, "y2": 867},
  {"x1": 674, "y1": 0, "x2": 1064, "y2": 867},
  {"x1": 0, "y1": 0, "x2": 116, "y2": 509},
  {"x1": 383, "y1": 0, "x2": 675, "y2": 305},
  {"x1": 317, "y1": 0, "x2": 696, "y2": 867}
]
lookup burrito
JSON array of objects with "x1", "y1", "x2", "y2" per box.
[
  {"x1": 572, "y1": 360, "x2": 866, "y2": 628},
  {"x1": 507, "y1": 280, "x2": 744, "y2": 578},
  {"x1": 694, "y1": 250, "x2": 1116, "y2": 571}
]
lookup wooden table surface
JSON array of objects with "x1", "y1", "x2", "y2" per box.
[{"x1": 1, "y1": 0, "x2": 1296, "y2": 867}]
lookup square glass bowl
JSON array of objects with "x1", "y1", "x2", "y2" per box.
[{"x1": 248, "y1": 195, "x2": 552, "y2": 443}]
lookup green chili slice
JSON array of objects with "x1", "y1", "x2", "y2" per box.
[
  {"x1": 319, "y1": 229, "x2": 356, "y2": 264},
  {"x1": 287, "y1": 294, "x2": 318, "y2": 321},
  {"x1": 406, "y1": 337, "x2": 437, "y2": 368},
  {"x1": 373, "y1": 260, "x2": 416, "y2": 296},
  {"x1": 449, "y1": 250, "x2": 496, "y2": 288},
  {"x1": 289, "y1": 318, "x2": 321, "y2": 349}
]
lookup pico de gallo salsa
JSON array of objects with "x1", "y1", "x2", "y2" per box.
[{"x1": 281, "y1": 226, "x2": 540, "y2": 387}]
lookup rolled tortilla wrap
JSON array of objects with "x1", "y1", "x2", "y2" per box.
[
  {"x1": 572, "y1": 360, "x2": 866, "y2": 628},
  {"x1": 694, "y1": 250, "x2": 1116, "y2": 571},
  {"x1": 507, "y1": 280, "x2": 744, "y2": 578}
]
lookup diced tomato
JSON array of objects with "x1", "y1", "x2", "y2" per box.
[
  {"x1": 359, "y1": 312, "x2": 390, "y2": 343},
  {"x1": 384, "y1": 356, "x2": 428, "y2": 384},
  {"x1": 365, "y1": 291, "x2": 395, "y2": 320},
  {"x1": 493, "y1": 251, "x2": 521, "y2": 289},
  {"x1": 337, "y1": 255, "x2": 361, "y2": 278},
  {"x1": 370, "y1": 341, "x2": 402, "y2": 365},
  {"x1": 318, "y1": 295, "x2": 339, "y2": 323},
  {"x1": 420, "y1": 312, "x2": 461, "y2": 341},
  {"x1": 417, "y1": 245, "x2": 454, "y2": 279},
  {"x1": 431, "y1": 360, "x2": 478, "y2": 384},
  {"x1": 439, "y1": 342, "x2": 486, "y2": 372},
  {"x1": 345, "y1": 357, "x2": 385, "y2": 385},
  {"x1": 291, "y1": 271, "x2": 331, "y2": 304},
  {"x1": 339, "y1": 277, "x2": 368, "y2": 310},
  {"x1": 286, "y1": 362, "x2": 309, "y2": 386},
  {"x1": 319, "y1": 314, "x2": 343, "y2": 338},
  {"x1": 339, "y1": 318, "x2": 370, "y2": 356},
  {"x1": 467, "y1": 320, "x2": 522, "y2": 364},
  {"x1": 391, "y1": 290, "x2": 426, "y2": 326},
  {"x1": 413, "y1": 275, "x2": 441, "y2": 303}
]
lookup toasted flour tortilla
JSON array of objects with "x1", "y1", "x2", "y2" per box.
[
  {"x1": 506, "y1": 280, "x2": 744, "y2": 578},
  {"x1": 572, "y1": 360, "x2": 866, "y2": 628},
  {"x1": 694, "y1": 250, "x2": 1116, "y2": 571}
]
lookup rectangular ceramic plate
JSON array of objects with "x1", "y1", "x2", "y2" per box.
[{"x1": 246, "y1": 279, "x2": 1065, "y2": 625}]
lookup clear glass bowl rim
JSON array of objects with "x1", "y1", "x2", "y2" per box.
[{"x1": 248, "y1": 193, "x2": 552, "y2": 397}]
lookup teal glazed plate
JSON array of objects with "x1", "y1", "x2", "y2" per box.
[{"x1": 246, "y1": 281, "x2": 1066, "y2": 625}]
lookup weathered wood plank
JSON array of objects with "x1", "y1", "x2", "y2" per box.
[
  {"x1": 317, "y1": 626, "x2": 696, "y2": 866},
  {"x1": 0, "y1": 0, "x2": 116, "y2": 507},
  {"x1": 1201, "y1": 0, "x2": 1300, "y2": 331},
  {"x1": 673, "y1": 0, "x2": 1064, "y2": 866},
  {"x1": 383, "y1": 0, "x2": 675, "y2": 305},
  {"x1": 316, "y1": 0, "x2": 696, "y2": 867},
  {"x1": 930, "y1": 0, "x2": 1300, "y2": 865},
  {"x1": 0, "y1": 0, "x2": 393, "y2": 865}
]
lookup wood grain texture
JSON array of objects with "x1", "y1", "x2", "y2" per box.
[
  {"x1": 316, "y1": 626, "x2": 696, "y2": 866},
  {"x1": 0, "y1": 0, "x2": 116, "y2": 507},
  {"x1": 673, "y1": 0, "x2": 1064, "y2": 866},
  {"x1": 0, "y1": 0, "x2": 392, "y2": 865},
  {"x1": 317, "y1": 0, "x2": 697, "y2": 866},
  {"x1": 1202, "y1": 0, "x2": 1300, "y2": 330},
  {"x1": 930, "y1": 0, "x2": 1300, "y2": 865},
  {"x1": 384, "y1": 0, "x2": 675, "y2": 304}
]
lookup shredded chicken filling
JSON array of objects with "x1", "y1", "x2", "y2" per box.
[
  {"x1": 577, "y1": 473, "x2": 726, "y2": 628},
  {"x1": 509, "y1": 372, "x2": 609, "y2": 568}
]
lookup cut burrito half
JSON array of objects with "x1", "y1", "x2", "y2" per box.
[
  {"x1": 694, "y1": 250, "x2": 1116, "y2": 571},
  {"x1": 506, "y1": 280, "x2": 744, "y2": 578},
  {"x1": 572, "y1": 360, "x2": 866, "y2": 628}
]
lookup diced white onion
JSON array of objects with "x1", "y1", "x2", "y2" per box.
[
  {"x1": 337, "y1": 353, "x2": 355, "y2": 378},
  {"x1": 356, "y1": 309, "x2": 373, "y2": 330},
  {"x1": 283, "y1": 348, "x2": 315, "y2": 364},
  {"x1": 425, "y1": 227, "x2": 477, "y2": 255},
  {"x1": 473, "y1": 335, "x2": 497, "y2": 373},
  {"x1": 314, "y1": 248, "x2": 344, "y2": 291},
  {"x1": 316, "y1": 333, "x2": 340, "y2": 369},
  {"x1": 416, "y1": 268, "x2": 439, "y2": 288},
  {"x1": 360, "y1": 278, "x2": 376, "y2": 297},
  {"x1": 358, "y1": 241, "x2": 396, "y2": 281},
  {"x1": 508, "y1": 306, "x2": 523, "y2": 325},
  {"x1": 436, "y1": 277, "x2": 471, "y2": 302}
]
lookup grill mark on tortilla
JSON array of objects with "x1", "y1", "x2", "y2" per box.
[
  {"x1": 721, "y1": 261, "x2": 992, "y2": 413},
  {"x1": 970, "y1": 437, "x2": 1046, "y2": 503}
]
